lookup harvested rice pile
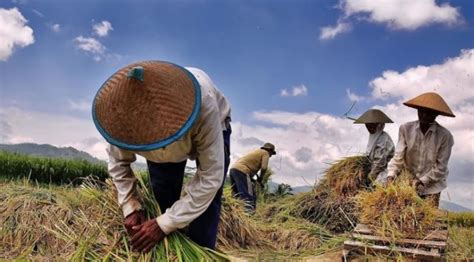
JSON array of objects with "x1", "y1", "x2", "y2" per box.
[
  {"x1": 289, "y1": 155, "x2": 371, "y2": 233},
  {"x1": 217, "y1": 187, "x2": 265, "y2": 249},
  {"x1": 0, "y1": 176, "x2": 228, "y2": 261},
  {"x1": 355, "y1": 174, "x2": 441, "y2": 239}
]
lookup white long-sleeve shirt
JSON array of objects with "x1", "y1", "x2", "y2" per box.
[
  {"x1": 107, "y1": 67, "x2": 231, "y2": 234},
  {"x1": 367, "y1": 131, "x2": 395, "y2": 183},
  {"x1": 387, "y1": 121, "x2": 454, "y2": 195}
]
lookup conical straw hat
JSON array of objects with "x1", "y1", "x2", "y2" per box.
[
  {"x1": 92, "y1": 61, "x2": 201, "y2": 151},
  {"x1": 353, "y1": 109, "x2": 393, "y2": 124},
  {"x1": 403, "y1": 92, "x2": 455, "y2": 117}
]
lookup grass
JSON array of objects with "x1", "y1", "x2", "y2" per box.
[{"x1": 0, "y1": 150, "x2": 108, "y2": 185}]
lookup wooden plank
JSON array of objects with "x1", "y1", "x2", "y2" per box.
[
  {"x1": 344, "y1": 240, "x2": 443, "y2": 260},
  {"x1": 354, "y1": 224, "x2": 448, "y2": 241},
  {"x1": 351, "y1": 233, "x2": 447, "y2": 249},
  {"x1": 354, "y1": 224, "x2": 372, "y2": 234}
]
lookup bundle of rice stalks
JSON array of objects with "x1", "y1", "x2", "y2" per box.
[
  {"x1": 52, "y1": 173, "x2": 229, "y2": 261},
  {"x1": 1, "y1": 174, "x2": 228, "y2": 261},
  {"x1": 217, "y1": 187, "x2": 267, "y2": 250},
  {"x1": 289, "y1": 155, "x2": 371, "y2": 233},
  {"x1": 355, "y1": 174, "x2": 440, "y2": 239}
]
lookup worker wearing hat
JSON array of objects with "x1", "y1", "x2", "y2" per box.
[
  {"x1": 229, "y1": 142, "x2": 276, "y2": 211},
  {"x1": 387, "y1": 92, "x2": 455, "y2": 207},
  {"x1": 354, "y1": 109, "x2": 395, "y2": 183},
  {"x1": 92, "y1": 61, "x2": 231, "y2": 252}
]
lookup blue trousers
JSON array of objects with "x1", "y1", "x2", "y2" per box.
[
  {"x1": 147, "y1": 127, "x2": 231, "y2": 249},
  {"x1": 229, "y1": 168, "x2": 256, "y2": 211}
]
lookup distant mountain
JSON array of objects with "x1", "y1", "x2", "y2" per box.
[
  {"x1": 440, "y1": 200, "x2": 472, "y2": 212},
  {"x1": 0, "y1": 143, "x2": 104, "y2": 164},
  {"x1": 292, "y1": 185, "x2": 313, "y2": 193}
]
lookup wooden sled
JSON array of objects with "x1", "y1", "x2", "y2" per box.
[{"x1": 342, "y1": 223, "x2": 448, "y2": 261}]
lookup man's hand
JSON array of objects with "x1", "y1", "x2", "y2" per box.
[
  {"x1": 124, "y1": 210, "x2": 146, "y2": 237},
  {"x1": 130, "y1": 219, "x2": 166, "y2": 253},
  {"x1": 386, "y1": 176, "x2": 394, "y2": 185},
  {"x1": 412, "y1": 179, "x2": 424, "y2": 193}
]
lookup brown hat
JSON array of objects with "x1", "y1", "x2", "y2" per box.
[
  {"x1": 353, "y1": 109, "x2": 393, "y2": 124},
  {"x1": 92, "y1": 61, "x2": 202, "y2": 151},
  {"x1": 403, "y1": 92, "x2": 455, "y2": 117},
  {"x1": 261, "y1": 142, "x2": 276, "y2": 155}
]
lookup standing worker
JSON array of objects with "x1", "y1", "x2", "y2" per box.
[
  {"x1": 387, "y1": 92, "x2": 455, "y2": 207},
  {"x1": 353, "y1": 109, "x2": 395, "y2": 184},
  {"x1": 229, "y1": 143, "x2": 276, "y2": 211},
  {"x1": 92, "y1": 61, "x2": 231, "y2": 252}
]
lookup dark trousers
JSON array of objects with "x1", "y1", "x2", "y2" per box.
[
  {"x1": 229, "y1": 168, "x2": 256, "y2": 211},
  {"x1": 147, "y1": 127, "x2": 231, "y2": 249}
]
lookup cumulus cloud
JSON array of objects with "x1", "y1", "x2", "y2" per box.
[
  {"x1": 74, "y1": 36, "x2": 106, "y2": 61},
  {"x1": 93, "y1": 20, "x2": 113, "y2": 37},
  {"x1": 322, "y1": 0, "x2": 462, "y2": 40},
  {"x1": 343, "y1": 0, "x2": 461, "y2": 30},
  {"x1": 0, "y1": 7, "x2": 35, "y2": 61},
  {"x1": 346, "y1": 88, "x2": 365, "y2": 102},
  {"x1": 319, "y1": 20, "x2": 351, "y2": 40},
  {"x1": 280, "y1": 84, "x2": 308, "y2": 97},
  {"x1": 370, "y1": 49, "x2": 474, "y2": 105}
]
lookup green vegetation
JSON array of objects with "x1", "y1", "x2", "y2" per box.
[{"x1": 0, "y1": 150, "x2": 108, "y2": 185}]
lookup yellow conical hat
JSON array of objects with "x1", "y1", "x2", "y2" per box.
[{"x1": 403, "y1": 92, "x2": 455, "y2": 117}]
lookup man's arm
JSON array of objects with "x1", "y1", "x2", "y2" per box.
[
  {"x1": 107, "y1": 144, "x2": 142, "y2": 217},
  {"x1": 368, "y1": 137, "x2": 395, "y2": 181},
  {"x1": 418, "y1": 133, "x2": 454, "y2": 186},
  {"x1": 258, "y1": 153, "x2": 269, "y2": 184},
  {"x1": 156, "y1": 101, "x2": 224, "y2": 235}
]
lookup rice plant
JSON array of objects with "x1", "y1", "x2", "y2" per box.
[{"x1": 0, "y1": 150, "x2": 108, "y2": 185}]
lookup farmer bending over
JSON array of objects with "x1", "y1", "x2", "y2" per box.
[
  {"x1": 92, "y1": 61, "x2": 231, "y2": 252},
  {"x1": 387, "y1": 92, "x2": 454, "y2": 207},
  {"x1": 229, "y1": 143, "x2": 276, "y2": 211},
  {"x1": 353, "y1": 109, "x2": 395, "y2": 184}
]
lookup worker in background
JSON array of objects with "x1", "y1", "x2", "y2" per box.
[
  {"x1": 229, "y1": 143, "x2": 276, "y2": 211},
  {"x1": 387, "y1": 92, "x2": 455, "y2": 207},
  {"x1": 353, "y1": 109, "x2": 395, "y2": 184},
  {"x1": 92, "y1": 61, "x2": 231, "y2": 252}
]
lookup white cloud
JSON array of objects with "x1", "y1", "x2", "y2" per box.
[
  {"x1": 280, "y1": 84, "x2": 308, "y2": 97},
  {"x1": 370, "y1": 49, "x2": 474, "y2": 105},
  {"x1": 343, "y1": 0, "x2": 461, "y2": 30},
  {"x1": 346, "y1": 88, "x2": 365, "y2": 102},
  {"x1": 74, "y1": 36, "x2": 105, "y2": 54},
  {"x1": 68, "y1": 99, "x2": 91, "y2": 112},
  {"x1": 324, "y1": 0, "x2": 462, "y2": 40},
  {"x1": 0, "y1": 7, "x2": 35, "y2": 61},
  {"x1": 0, "y1": 107, "x2": 108, "y2": 160},
  {"x1": 50, "y1": 23, "x2": 60, "y2": 32},
  {"x1": 93, "y1": 20, "x2": 113, "y2": 37},
  {"x1": 319, "y1": 20, "x2": 351, "y2": 40}
]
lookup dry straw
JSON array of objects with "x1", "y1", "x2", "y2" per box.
[{"x1": 355, "y1": 172, "x2": 441, "y2": 239}]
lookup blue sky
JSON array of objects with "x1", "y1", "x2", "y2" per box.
[{"x1": 1, "y1": 0, "x2": 473, "y2": 208}]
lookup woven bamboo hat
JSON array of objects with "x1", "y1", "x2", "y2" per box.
[
  {"x1": 92, "y1": 61, "x2": 201, "y2": 151},
  {"x1": 261, "y1": 142, "x2": 277, "y2": 155},
  {"x1": 403, "y1": 92, "x2": 455, "y2": 117},
  {"x1": 354, "y1": 109, "x2": 393, "y2": 124}
]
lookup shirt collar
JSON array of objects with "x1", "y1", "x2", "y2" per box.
[{"x1": 415, "y1": 120, "x2": 438, "y2": 134}]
